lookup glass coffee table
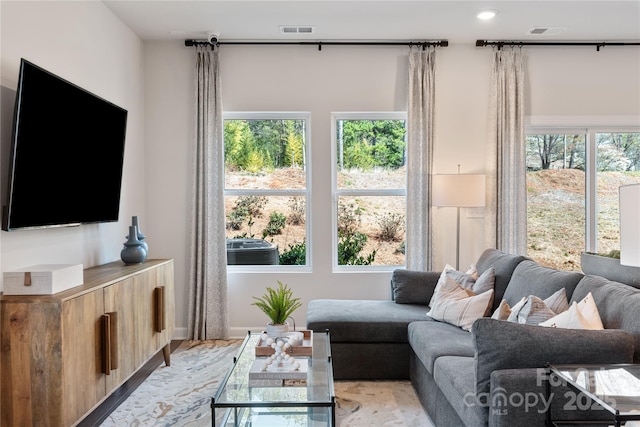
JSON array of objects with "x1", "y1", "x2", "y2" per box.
[
  {"x1": 547, "y1": 364, "x2": 640, "y2": 427},
  {"x1": 211, "y1": 331, "x2": 335, "y2": 427}
]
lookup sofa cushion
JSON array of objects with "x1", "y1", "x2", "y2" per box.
[
  {"x1": 306, "y1": 299, "x2": 429, "y2": 343},
  {"x1": 472, "y1": 317, "x2": 634, "y2": 395},
  {"x1": 572, "y1": 275, "x2": 640, "y2": 362},
  {"x1": 433, "y1": 356, "x2": 488, "y2": 427},
  {"x1": 502, "y1": 259, "x2": 583, "y2": 307},
  {"x1": 391, "y1": 269, "x2": 440, "y2": 304},
  {"x1": 475, "y1": 249, "x2": 528, "y2": 310},
  {"x1": 408, "y1": 320, "x2": 474, "y2": 374}
]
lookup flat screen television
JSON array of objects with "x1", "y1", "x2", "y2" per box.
[{"x1": 2, "y1": 59, "x2": 127, "y2": 231}]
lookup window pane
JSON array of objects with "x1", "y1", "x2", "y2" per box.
[
  {"x1": 225, "y1": 195, "x2": 307, "y2": 265},
  {"x1": 225, "y1": 119, "x2": 306, "y2": 190},
  {"x1": 224, "y1": 116, "x2": 308, "y2": 267},
  {"x1": 336, "y1": 119, "x2": 406, "y2": 189},
  {"x1": 596, "y1": 132, "x2": 640, "y2": 256},
  {"x1": 526, "y1": 134, "x2": 586, "y2": 270},
  {"x1": 337, "y1": 195, "x2": 405, "y2": 266}
]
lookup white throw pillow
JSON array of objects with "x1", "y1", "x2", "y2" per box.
[
  {"x1": 429, "y1": 264, "x2": 495, "y2": 307},
  {"x1": 539, "y1": 292, "x2": 604, "y2": 330},
  {"x1": 427, "y1": 276, "x2": 495, "y2": 331}
]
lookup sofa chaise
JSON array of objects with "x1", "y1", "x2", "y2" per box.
[{"x1": 306, "y1": 249, "x2": 640, "y2": 426}]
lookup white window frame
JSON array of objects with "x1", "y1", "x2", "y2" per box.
[
  {"x1": 331, "y1": 111, "x2": 407, "y2": 272},
  {"x1": 223, "y1": 111, "x2": 312, "y2": 272},
  {"x1": 525, "y1": 121, "x2": 640, "y2": 255}
]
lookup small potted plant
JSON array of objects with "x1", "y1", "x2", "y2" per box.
[{"x1": 252, "y1": 281, "x2": 302, "y2": 337}]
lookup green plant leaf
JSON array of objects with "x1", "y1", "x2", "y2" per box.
[{"x1": 251, "y1": 280, "x2": 302, "y2": 325}]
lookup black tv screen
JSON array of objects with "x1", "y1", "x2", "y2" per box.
[{"x1": 3, "y1": 59, "x2": 127, "y2": 231}]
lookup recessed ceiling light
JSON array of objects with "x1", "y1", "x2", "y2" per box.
[{"x1": 477, "y1": 10, "x2": 498, "y2": 20}]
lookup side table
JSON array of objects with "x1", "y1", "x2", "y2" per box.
[{"x1": 546, "y1": 364, "x2": 640, "y2": 427}]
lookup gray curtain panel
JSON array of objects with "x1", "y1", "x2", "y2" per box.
[
  {"x1": 406, "y1": 46, "x2": 436, "y2": 271},
  {"x1": 187, "y1": 45, "x2": 229, "y2": 340},
  {"x1": 485, "y1": 48, "x2": 527, "y2": 255}
]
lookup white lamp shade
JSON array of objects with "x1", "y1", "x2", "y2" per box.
[
  {"x1": 432, "y1": 174, "x2": 486, "y2": 207},
  {"x1": 620, "y1": 184, "x2": 640, "y2": 267}
]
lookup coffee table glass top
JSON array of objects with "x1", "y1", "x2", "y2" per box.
[
  {"x1": 550, "y1": 364, "x2": 640, "y2": 416},
  {"x1": 212, "y1": 331, "x2": 334, "y2": 427}
]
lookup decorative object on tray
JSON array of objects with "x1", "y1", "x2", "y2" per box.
[
  {"x1": 255, "y1": 330, "x2": 314, "y2": 357},
  {"x1": 248, "y1": 356, "x2": 308, "y2": 380},
  {"x1": 252, "y1": 281, "x2": 302, "y2": 338},
  {"x1": 248, "y1": 378, "x2": 307, "y2": 387},
  {"x1": 121, "y1": 225, "x2": 148, "y2": 265}
]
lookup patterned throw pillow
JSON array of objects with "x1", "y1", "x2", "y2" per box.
[
  {"x1": 427, "y1": 276, "x2": 495, "y2": 331},
  {"x1": 507, "y1": 296, "x2": 559, "y2": 324},
  {"x1": 429, "y1": 264, "x2": 496, "y2": 307},
  {"x1": 539, "y1": 292, "x2": 604, "y2": 330},
  {"x1": 492, "y1": 288, "x2": 569, "y2": 324}
]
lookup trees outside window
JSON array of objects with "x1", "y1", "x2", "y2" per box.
[
  {"x1": 224, "y1": 112, "x2": 310, "y2": 267},
  {"x1": 333, "y1": 113, "x2": 407, "y2": 269},
  {"x1": 526, "y1": 128, "x2": 640, "y2": 270}
]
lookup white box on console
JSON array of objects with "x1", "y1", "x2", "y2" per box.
[{"x1": 3, "y1": 264, "x2": 84, "y2": 295}]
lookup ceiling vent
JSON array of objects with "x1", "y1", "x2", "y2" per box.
[
  {"x1": 528, "y1": 27, "x2": 567, "y2": 36},
  {"x1": 280, "y1": 25, "x2": 315, "y2": 34}
]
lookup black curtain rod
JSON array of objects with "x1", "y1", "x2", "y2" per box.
[
  {"x1": 185, "y1": 39, "x2": 448, "y2": 50},
  {"x1": 476, "y1": 39, "x2": 640, "y2": 51}
]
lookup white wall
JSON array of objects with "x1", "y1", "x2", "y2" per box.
[
  {"x1": 2, "y1": 1, "x2": 638, "y2": 339},
  {"x1": 0, "y1": 2, "x2": 145, "y2": 281},
  {"x1": 144, "y1": 41, "x2": 639, "y2": 338}
]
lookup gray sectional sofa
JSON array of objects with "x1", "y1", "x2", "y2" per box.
[{"x1": 306, "y1": 249, "x2": 640, "y2": 426}]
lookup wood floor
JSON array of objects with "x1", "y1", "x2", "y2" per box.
[{"x1": 78, "y1": 340, "x2": 184, "y2": 427}]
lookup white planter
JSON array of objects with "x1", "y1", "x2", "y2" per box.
[{"x1": 266, "y1": 322, "x2": 290, "y2": 338}]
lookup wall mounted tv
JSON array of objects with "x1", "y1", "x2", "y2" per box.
[{"x1": 3, "y1": 59, "x2": 127, "y2": 231}]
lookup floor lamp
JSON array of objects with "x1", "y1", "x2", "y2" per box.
[
  {"x1": 433, "y1": 173, "x2": 486, "y2": 270},
  {"x1": 620, "y1": 183, "x2": 640, "y2": 267}
]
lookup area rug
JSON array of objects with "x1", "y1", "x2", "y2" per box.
[{"x1": 99, "y1": 339, "x2": 433, "y2": 426}]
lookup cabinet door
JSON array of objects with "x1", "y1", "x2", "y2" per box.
[
  {"x1": 2, "y1": 301, "x2": 67, "y2": 427},
  {"x1": 134, "y1": 268, "x2": 161, "y2": 366},
  {"x1": 62, "y1": 290, "x2": 106, "y2": 426},
  {"x1": 103, "y1": 277, "x2": 137, "y2": 391},
  {"x1": 155, "y1": 261, "x2": 175, "y2": 347}
]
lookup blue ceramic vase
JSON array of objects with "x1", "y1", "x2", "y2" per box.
[
  {"x1": 121, "y1": 225, "x2": 147, "y2": 265},
  {"x1": 131, "y1": 216, "x2": 149, "y2": 253}
]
